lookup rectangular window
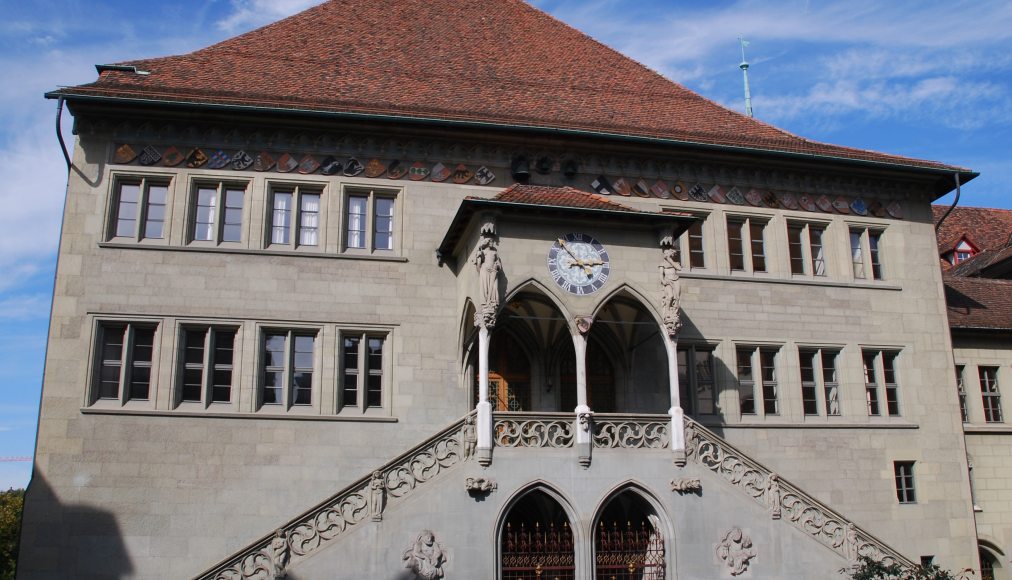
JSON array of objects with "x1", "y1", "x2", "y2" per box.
[
  {"x1": 850, "y1": 227, "x2": 884, "y2": 281},
  {"x1": 822, "y1": 350, "x2": 840, "y2": 416},
  {"x1": 677, "y1": 346, "x2": 716, "y2": 415},
  {"x1": 787, "y1": 222, "x2": 828, "y2": 276},
  {"x1": 894, "y1": 461, "x2": 916, "y2": 503},
  {"x1": 269, "y1": 185, "x2": 323, "y2": 249},
  {"x1": 736, "y1": 346, "x2": 779, "y2": 416},
  {"x1": 956, "y1": 365, "x2": 969, "y2": 423},
  {"x1": 95, "y1": 323, "x2": 156, "y2": 403},
  {"x1": 727, "y1": 216, "x2": 767, "y2": 273},
  {"x1": 864, "y1": 350, "x2": 901, "y2": 417},
  {"x1": 192, "y1": 182, "x2": 245, "y2": 243},
  {"x1": 260, "y1": 330, "x2": 317, "y2": 409},
  {"x1": 344, "y1": 189, "x2": 397, "y2": 252},
  {"x1": 111, "y1": 178, "x2": 169, "y2": 241},
  {"x1": 980, "y1": 366, "x2": 1003, "y2": 423},
  {"x1": 341, "y1": 332, "x2": 387, "y2": 411},
  {"x1": 179, "y1": 327, "x2": 237, "y2": 406},
  {"x1": 799, "y1": 350, "x2": 819, "y2": 416},
  {"x1": 675, "y1": 219, "x2": 707, "y2": 270}
]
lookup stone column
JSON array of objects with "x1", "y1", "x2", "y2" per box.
[
  {"x1": 476, "y1": 325, "x2": 492, "y2": 466},
  {"x1": 572, "y1": 332, "x2": 592, "y2": 468},
  {"x1": 664, "y1": 333, "x2": 686, "y2": 466}
]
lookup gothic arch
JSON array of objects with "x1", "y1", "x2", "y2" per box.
[
  {"x1": 590, "y1": 283, "x2": 666, "y2": 331},
  {"x1": 495, "y1": 482, "x2": 585, "y2": 579},
  {"x1": 504, "y1": 277, "x2": 577, "y2": 335},
  {"x1": 591, "y1": 482, "x2": 674, "y2": 579}
]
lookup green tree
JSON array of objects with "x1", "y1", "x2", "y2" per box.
[
  {"x1": 843, "y1": 555, "x2": 971, "y2": 580},
  {"x1": 0, "y1": 488, "x2": 24, "y2": 580}
]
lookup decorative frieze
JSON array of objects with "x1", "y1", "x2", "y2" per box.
[
  {"x1": 494, "y1": 415, "x2": 575, "y2": 448},
  {"x1": 592, "y1": 418, "x2": 670, "y2": 449}
]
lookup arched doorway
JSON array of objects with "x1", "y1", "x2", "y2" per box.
[
  {"x1": 500, "y1": 489, "x2": 576, "y2": 579},
  {"x1": 594, "y1": 489, "x2": 666, "y2": 579},
  {"x1": 979, "y1": 542, "x2": 1004, "y2": 580}
]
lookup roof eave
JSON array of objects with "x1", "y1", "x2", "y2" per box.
[{"x1": 47, "y1": 90, "x2": 977, "y2": 193}]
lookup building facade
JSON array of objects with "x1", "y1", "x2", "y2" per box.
[{"x1": 19, "y1": 0, "x2": 999, "y2": 578}]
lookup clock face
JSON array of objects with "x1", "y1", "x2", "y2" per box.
[{"x1": 547, "y1": 233, "x2": 611, "y2": 295}]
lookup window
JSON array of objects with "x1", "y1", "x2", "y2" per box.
[
  {"x1": 268, "y1": 185, "x2": 323, "y2": 248},
  {"x1": 850, "y1": 227, "x2": 884, "y2": 280},
  {"x1": 894, "y1": 461, "x2": 916, "y2": 503},
  {"x1": 345, "y1": 188, "x2": 397, "y2": 252},
  {"x1": 94, "y1": 323, "x2": 157, "y2": 403},
  {"x1": 341, "y1": 332, "x2": 387, "y2": 411},
  {"x1": 677, "y1": 345, "x2": 716, "y2": 415},
  {"x1": 799, "y1": 348, "x2": 840, "y2": 416},
  {"x1": 736, "y1": 346, "x2": 779, "y2": 416},
  {"x1": 864, "y1": 350, "x2": 901, "y2": 417},
  {"x1": 111, "y1": 178, "x2": 169, "y2": 240},
  {"x1": 675, "y1": 220, "x2": 706, "y2": 269},
  {"x1": 260, "y1": 330, "x2": 317, "y2": 409},
  {"x1": 179, "y1": 327, "x2": 237, "y2": 406},
  {"x1": 787, "y1": 222, "x2": 827, "y2": 276},
  {"x1": 956, "y1": 365, "x2": 969, "y2": 423},
  {"x1": 980, "y1": 366, "x2": 1003, "y2": 423},
  {"x1": 192, "y1": 182, "x2": 245, "y2": 243},
  {"x1": 727, "y1": 216, "x2": 767, "y2": 273}
]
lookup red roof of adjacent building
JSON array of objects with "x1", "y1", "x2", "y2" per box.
[
  {"x1": 944, "y1": 276, "x2": 1012, "y2": 331},
  {"x1": 933, "y1": 205, "x2": 1012, "y2": 253},
  {"x1": 490, "y1": 184, "x2": 639, "y2": 213},
  {"x1": 51, "y1": 0, "x2": 969, "y2": 175}
]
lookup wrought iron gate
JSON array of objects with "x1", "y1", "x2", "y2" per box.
[
  {"x1": 501, "y1": 521, "x2": 576, "y2": 579},
  {"x1": 594, "y1": 520, "x2": 665, "y2": 579}
]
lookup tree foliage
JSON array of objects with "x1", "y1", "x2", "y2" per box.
[
  {"x1": 0, "y1": 488, "x2": 24, "y2": 580},
  {"x1": 842, "y1": 556, "x2": 971, "y2": 580}
]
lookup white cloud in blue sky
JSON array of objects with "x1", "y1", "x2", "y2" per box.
[{"x1": 0, "y1": 0, "x2": 1009, "y2": 488}]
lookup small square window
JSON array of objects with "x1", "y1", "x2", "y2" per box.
[
  {"x1": 110, "y1": 178, "x2": 170, "y2": 241},
  {"x1": 894, "y1": 461, "x2": 916, "y2": 503},
  {"x1": 344, "y1": 188, "x2": 398, "y2": 253}
]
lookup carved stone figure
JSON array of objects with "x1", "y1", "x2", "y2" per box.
[
  {"x1": 577, "y1": 412, "x2": 592, "y2": 431},
  {"x1": 716, "y1": 527, "x2": 756, "y2": 576},
  {"x1": 473, "y1": 229, "x2": 502, "y2": 329},
  {"x1": 670, "y1": 477, "x2": 702, "y2": 493},
  {"x1": 402, "y1": 530, "x2": 447, "y2": 580},
  {"x1": 766, "y1": 473, "x2": 782, "y2": 520},
  {"x1": 659, "y1": 244, "x2": 682, "y2": 336},
  {"x1": 846, "y1": 523, "x2": 860, "y2": 562},
  {"x1": 266, "y1": 528, "x2": 289, "y2": 579},
  {"x1": 369, "y1": 470, "x2": 385, "y2": 522},
  {"x1": 464, "y1": 476, "x2": 497, "y2": 493},
  {"x1": 461, "y1": 415, "x2": 477, "y2": 459},
  {"x1": 575, "y1": 316, "x2": 593, "y2": 335}
]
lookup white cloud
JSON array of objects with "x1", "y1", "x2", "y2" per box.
[
  {"x1": 217, "y1": 0, "x2": 321, "y2": 33},
  {"x1": 0, "y1": 294, "x2": 51, "y2": 320}
]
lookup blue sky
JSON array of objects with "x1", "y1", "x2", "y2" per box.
[{"x1": 0, "y1": 0, "x2": 1010, "y2": 488}]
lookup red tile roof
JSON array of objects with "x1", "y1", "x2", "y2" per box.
[
  {"x1": 489, "y1": 184, "x2": 639, "y2": 213},
  {"x1": 944, "y1": 276, "x2": 1012, "y2": 331},
  {"x1": 53, "y1": 0, "x2": 968, "y2": 174},
  {"x1": 933, "y1": 205, "x2": 1012, "y2": 253}
]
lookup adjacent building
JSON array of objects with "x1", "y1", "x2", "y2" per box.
[{"x1": 19, "y1": 0, "x2": 1003, "y2": 578}]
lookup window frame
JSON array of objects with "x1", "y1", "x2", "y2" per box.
[
  {"x1": 893, "y1": 461, "x2": 917, "y2": 504},
  {"x1": 979, "y1": 366, "x2": 1003, "y2": 423},
  {"x1": 338, "y1": 329, "x2": 391, "y2": 414},
  {"x1": 342, "y1": 186, "x2": 400, "y2": 254},
  {"x1": 176, "y1": 325, "x2": 240, "y2": 410},
  {"x1": 863, "y1": 349, "x2": 902, "y2": 418},
  {"x1": 848, "y1": 226, "x2": 885, "y2": 281},
  {"x1": 735, "y1": 345, "x2": 780, "y2": 418},
  {"x1": 726, "y1": 214, "x2": 769, "y2": 274},
  {"x1": 90, "y1": 320, "x2": 160, "y2": 408},
  {"x1": 955, "y1": 364, "x2": 969, "y2": 423},
  {"x1": 188, "y1": 180, "x2": 249, "y2": 245},
  {"x1": 677, "y1": 344, "x2": 717, "y2": 416},
  {"x1": 798, "y1": 347, "x2": 842, "y2": 417},
  {"x1": 107, "y1": 174, "x2": 172, "y2": 243},
  {"x1": 257, "y1": 328, "x2": 321, "y2": 412},
  {"x1": 786, "y1": 220, "x2": 829, "y2": 277},
  {"x1": 265, "y1": 182, "x2": 328, "y2": 251}
]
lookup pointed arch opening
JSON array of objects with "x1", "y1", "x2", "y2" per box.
[
  {"x1": 499, "y1": 487, "x2": 576, "y2": 579},
  {"x1": 593, "y1": 487, "x2": 668, "y2": 579}
]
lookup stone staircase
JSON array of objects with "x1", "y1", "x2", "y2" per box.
[{"x1": 195, "y1": 413, "x2": 913, "y2": 579}]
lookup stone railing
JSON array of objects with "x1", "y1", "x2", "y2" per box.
[
  {"x1": 494, "y1": 413, "x2": 575, "y2": 448},
  {"x1": 592, "y1": 414, "x2": 670, "y2": 449},
  {"x1": 196, "y1": 413, "x2": 474, "y2": 580},
  {"x1": 684, "y1": 418, "x2": 914, "y2": 568}
]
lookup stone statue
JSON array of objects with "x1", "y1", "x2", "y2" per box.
[
  {"x1": 767, "y1": 473, "x2": 782, "y2": 519},
  {"x1": 462, "y1": 415, "x2": 477, "y2": 459},
  {"x1": 716, "y1": 526, "x2": 757, "y2": 576},
  {"x1": 659, "y1": 244, "x2": 682, "y2": 336},
  {"x1": 266, "y1": 528, "x2": 289, "y2": 579},
  {"x1": 402, "y1": 529, "x2": 446, "y2": 580},
  {"x1": 473, "y1": 233, "x2": 502, "y2": 328},
  {"x1": 369, "y1": 470, "x2": 385, "y2": 522},
  {"x1": 846, "y1": 523, "x2": 859, "y2": 562}
]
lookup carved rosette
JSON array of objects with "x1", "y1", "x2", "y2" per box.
[{"x1": 716, "y1": 527, "x2": 756, "y2": 576}]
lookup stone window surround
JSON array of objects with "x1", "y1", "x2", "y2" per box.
[
  {"x1": 86, "y1": 316, "x2": 162, "y2": 410},
  {"x1": 725, "y1": 213, "x2": 769, "y2": 274},
  {"x1": 677, "y1": 342, "x2": 718, "y2": 416},
  {"x1": 258, "y1": 327, "x2": 320, "y2": 411},
  {"x1": 797, "y1": 346, "x2": 841, "y2": 417},
  {"x1": 847, "y1": 223, "x2": 885, "y2": 281},
  {"x1": 734, "y1": 343, "x2": 782, "y2": 418},
  {"x1": 978, "y1": 366, "x2": 1003, "y2": 424},
  {"x1": 893, "y1": 460, "x2": 917, "y2": 504},
  {"x1": 174, "y1": 324, "x2": 241, "y2": 412},
  {"x1": 105, "y1": 172, "x2": 173, "y2": 245},
  {"x1": 862, "y1": 349, "x2": 902, "y2": 418},
  {"x1": 340, "y1": 186, "x2": 399, "y2": 255},
  {"x1": 785, "y1": 218, "x2": 831, "y2": 278},
  {"x1": 187, "y1": 179, "x2": 250, "y2": 246},
  {"x1": 338, "y1": 329, "x2": 392, "y2": 416},
  {"x1": 264, "y1": 181, "x2": 327, "y2": 252}
]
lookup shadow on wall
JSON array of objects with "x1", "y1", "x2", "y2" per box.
[{"x1": 18, "y1": 472, "x2": 133, "y2": 579}]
